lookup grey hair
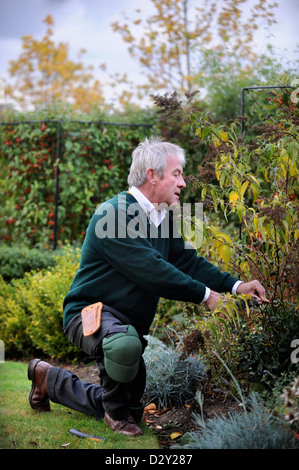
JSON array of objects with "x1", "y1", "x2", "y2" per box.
[{"x1": 127, "y1": 136, "x2": 186, "y2": 187}]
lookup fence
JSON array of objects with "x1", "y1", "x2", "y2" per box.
[{"x1": 240, "y1": 84, "x2": 294, "y2": 133}]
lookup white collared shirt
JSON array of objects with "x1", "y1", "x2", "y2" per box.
[
  {"x1": 128, "y1": 186, "x2": 167, "y2": 227},
  {"x1": 127, "y1": 186, "x2": 242, "y2": 302}
]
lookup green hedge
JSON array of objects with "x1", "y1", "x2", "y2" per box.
[
  {"x1": 0, "y1": 113, "x2": 153, "y2": 248},
  {"x1": 0, "y1": 245, "x2": 57, "y2": 281},
  {"x1": 0, "y1": 245, "x2": 83, "y2": 360}
]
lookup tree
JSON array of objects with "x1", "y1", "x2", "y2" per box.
[
  {"x1": 111, "y1": 0, "x2": 278, "y2": 97},
  {"x1": 7, "y1": 15, "x2": 105, "y2": 111}
]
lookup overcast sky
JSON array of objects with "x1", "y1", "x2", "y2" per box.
[{"x1": 0, "y1": 0, "x2": 298, "y2": 107}]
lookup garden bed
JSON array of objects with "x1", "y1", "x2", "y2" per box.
[{"x1": 50, "y1": 359, "x2": 239, "y2": 448}]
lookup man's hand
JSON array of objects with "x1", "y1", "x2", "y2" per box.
[
  {"x1": 204, "y1": 290, "x2": 222, "y2": 311},
  {"x1": 204, "y1": 280, "x2": 269, "y2": 312},
  {"x1": 236, "y1": 280, "x2": 269, "y2": 304}
]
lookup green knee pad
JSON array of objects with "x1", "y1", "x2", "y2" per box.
[{"x1": 102, "y1": 325, "x2": 142, "y2": 383}]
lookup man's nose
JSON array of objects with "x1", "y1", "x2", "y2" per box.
[{"x1": 179, "y1": 175, "x2": 186, "y2": 188}]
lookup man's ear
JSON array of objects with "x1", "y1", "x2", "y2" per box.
[{"x1": 146, "y1": 168, "x2": 156, "y2": 186}]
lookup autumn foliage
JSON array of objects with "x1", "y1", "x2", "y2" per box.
[
  {"x1": 7, "y1": 15, "x2": 105, "y2": 111},
  {"x1": 111, "y1": 0, "x2": 278, "y2": 96}
]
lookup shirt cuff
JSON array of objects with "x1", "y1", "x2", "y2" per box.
[
  {"x1": 202, "y1": 287, "x2": 211, "y2": 302},
  {"x1": 232, "y1": 280, "x2": 243, "y2": 294}
]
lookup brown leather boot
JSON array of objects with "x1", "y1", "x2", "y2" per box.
[
  {"x1": 28, "y1": 359, "x2": 52, "y2": 412},
  {"x1": 104, "y1": 412, "x2": 143, "y2": 436}
]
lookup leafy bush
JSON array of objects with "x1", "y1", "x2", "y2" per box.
[
  {"x1": 238, "y1": 302, "x2": 299, "y2": 382},
  {"x1": 192, "y1": 299, "x2": 299, "y2": 386},
  {"x1": 152, "y1": 79, "x2": 299, "y2": 384},
  {"x1": 0, "y1": 245, "x2": 82, "y2": 360},
  {"x1": 0, "y1": 106, "x2": 153, "y2": 247},
  {"x1": 175, "y1": 392, "x2": 299, "y2": 449},
  {"x1": 142, "y1": 335, "x2": 205, "y2": 409},
  {"x1": 0, "y1": 277, "x2": 35, "y2": 358},
  {"x1": 0, "y1": 244, "x2": 56, "y2": 281}
]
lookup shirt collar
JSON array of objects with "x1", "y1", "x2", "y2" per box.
[{"x1": 128, "y1": 186, "x2": 167, "y2": 227}]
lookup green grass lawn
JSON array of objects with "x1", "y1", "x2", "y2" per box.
[{"x1": 0, "y1": 361, "x2": 160, "y2": 449}]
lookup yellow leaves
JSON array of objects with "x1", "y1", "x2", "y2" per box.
[
  {"x1": 212, "y1": 129, "x2": 229, "y2": 147},
  {"x1": 8, "y1": 15, "x2": 105, "y2": 111},
  {"x1": 208, "y1": 227, "x2": 233, "y2": 270},
  {"x1": 229, "y1": 191, "x2": 239, "y2": 206},
  {"x1": 239, "y1": 260, "x2": 250, "y2": 275},
  {"x1": 218, "y1": 242, "x2": 231, "y2": 270},
  {"x1": 280, "y1": 148, "x2": 297, "y2": 178},
  {"x1": 264, "y1": 169, "x2": 271, "y2": 182},
  {"x1": 240, "y1": 181, "x2": 250, "y2": 198},
  {"x1": 195, "y1": 126, "x2": 202, "y2": 138},
  {"x1": 143, "y1": 402, "x2": 183, "y2": 441},
  {"x1": 228, "y1": 181, "x2": 250, "y2": 221},
  {"x1": 43, "y1": 14, "x2": 54, "y2": 26},
  {"x1": 171, "y1": 432, "x2": 182, "y2": 440},
  {"x1": 218, "y1": 130, "x2": 229, "y2": 142},
  {"x1": 110, "y1": 0, "x2": 277, "y2": 99}
]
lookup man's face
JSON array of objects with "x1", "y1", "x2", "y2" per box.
[{"x1": 153, "y1": 154, "x2": 186, "y2": 206}]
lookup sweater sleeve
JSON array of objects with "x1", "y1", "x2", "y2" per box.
[{"x1": 168, "y1": 230, "x2": 238, "y2": 294}]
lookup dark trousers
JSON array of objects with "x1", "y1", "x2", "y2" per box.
[{"x1": 47, "y1": 309, "x2": 147, "y2": 421}]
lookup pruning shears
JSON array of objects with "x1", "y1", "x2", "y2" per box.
[
  {"x1": 69, "y1": 428, "x2": 106, "y2": 442},
  {"x1": 234, "y1": 295, "x2": 261, "y2": 310}
]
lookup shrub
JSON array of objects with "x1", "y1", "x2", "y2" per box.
[
  {"x1": 0, "y1": 276, "x2": 35, "y2": 357},
  {"x1": 152, "y1": 79, "x2": 299, "y2": 384},
  {"x1": 175, "y1": 393, "x2": 299, "y2": 449},
  {"x1": 142, "y1": 335, "x2": 205, "y2": 409},
  {"x1": 238, "y1": 302, "x2": 299, "y2": 382},
  {"x1": 0, "y1": 108, "x2": 153, "y2": 247},
  {"x1": 194, "y1": 299, "x2": 299, "y2": 385},
  {"x1": 0, "y1": 245, "x2": 83, "y2": 360},
  {"x1": 0, "y1": 244, "x2": 56, "y2": 281}
]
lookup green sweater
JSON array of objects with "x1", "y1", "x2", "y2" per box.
[{"x1": 63, "y1": 191, "x2": 238, "y2": 334}]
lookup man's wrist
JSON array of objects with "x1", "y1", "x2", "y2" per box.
[
  {"x1": 232, "y1": 280, "x2": 243, "y2": 294},
  {"x1": 203, "y1": 287, "x2": 211, "y2": 302},
  {"x1": 202, "y1": 281, "x2": 243, "y2": 304}
]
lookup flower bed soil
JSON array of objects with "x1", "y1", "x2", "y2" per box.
[{"x1": 50, "y1": 360, "x2": 239, "y2": 448}]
